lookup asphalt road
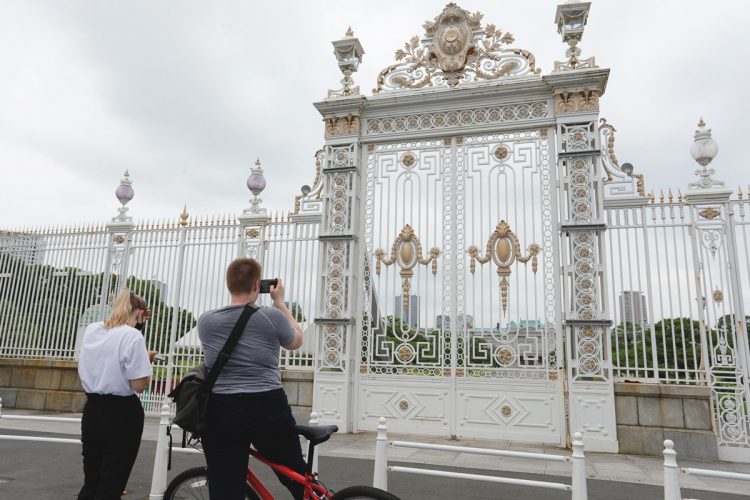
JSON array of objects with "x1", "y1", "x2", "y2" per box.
[{"x1": 0, "y1": 431, "x2": 745, "y2": 500}]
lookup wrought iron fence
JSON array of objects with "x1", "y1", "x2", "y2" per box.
[
  {"x1": 604, "y1": 196, "x2": 750, "y2": 385},
  {"x1": 0, "y1": 212, "x2": 320, "y2": 414}
]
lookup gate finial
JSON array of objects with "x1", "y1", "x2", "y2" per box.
[
  {"x1": 113, "y1": 169, "x2": 134, "y2": 222},
  {"x1": 328, "y1": 28, "x2": 364, "y2": 98},
  {"x1": 688, "y1": 118, "x2": 724, "y2": 191},
  {"x1": 553, "y1": 2, "x2": 596, "y2": 71}
]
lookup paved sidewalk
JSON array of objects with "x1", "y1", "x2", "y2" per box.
[{"x1": 1, "y1": 408, "x2": 749, "y2": 497}]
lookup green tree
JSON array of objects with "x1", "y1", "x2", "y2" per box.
[
  {"x1": 611, "y1": 318, "x2": 702, "y2": 381},
  {"x1": 0, "y1": 252, "x2": 196, "y2": 358},
  {"x1": 284, "y1": 301, "x2": 306, "y2": 322}
]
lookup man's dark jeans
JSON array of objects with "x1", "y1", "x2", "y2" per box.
[{"x1": 202, "y1": 388, "x2": 307, "y2": 500}]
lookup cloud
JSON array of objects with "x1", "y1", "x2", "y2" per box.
[{"x1": 1, "y1": 0, "x2": 749, "y2": 228}]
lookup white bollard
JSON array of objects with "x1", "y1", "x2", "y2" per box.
[
  {"x1": 663, "y1": 439, "x2": 682, "y2": 500},
  {"x1": 0, "y1": 397, "x2": 4, "y2": 418},
  {"x1": 571, "y1": 432, "x2": 588, "y2": 500},
  {"x1": 373, "y1": 417, "x2": 388, "y2": 491},
  {"x1": 309, "y1": 411, "x2": 319, "y2": 475},
  {"x1": 149, "y1": 403, "x2": 172, "y2": 500}
]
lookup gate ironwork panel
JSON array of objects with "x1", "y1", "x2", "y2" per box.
[
  {"x1": 361, "y1": 139, "x2": 450, "y2": 377},
  {"x1": 460, "y1": 130, "x2": 559, "y2": 381},
  {"x1": 358, "y1": 130, "x2": 563, "y2": 441}
]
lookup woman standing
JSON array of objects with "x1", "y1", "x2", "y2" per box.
[{"x1": 77, "y1": 288, "x2": 156, "y2": 500}]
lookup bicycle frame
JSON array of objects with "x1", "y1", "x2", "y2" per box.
[{"x1": 246, "y1": 448, "x2": 333, "y2": 500}]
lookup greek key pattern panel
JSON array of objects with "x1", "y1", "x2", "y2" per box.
[
  {"x1": 361, "y1": 139, "x2": 448, "y2": 376},
  {"x1": 365, "y1": 102, "x2": 549, "y2": 137},
  {"x1": 460, "y1": 129, "x2": 558, "y2": 380}
]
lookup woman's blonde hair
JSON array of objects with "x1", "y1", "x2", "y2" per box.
[{"x1": 104, "y1": 288, "x2": 147, "y2": 329}]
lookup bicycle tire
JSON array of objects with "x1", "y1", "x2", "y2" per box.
[
  {"x1": 330, "y1": 485, "x2": 401, "y2": 500},
  {"x1": 162, "y1": 466, "x2": 261, "y2": 500}
]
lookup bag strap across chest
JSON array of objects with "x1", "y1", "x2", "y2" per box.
[{"x1": 203, "y1": 304, "x2": 257, "y2": 390}]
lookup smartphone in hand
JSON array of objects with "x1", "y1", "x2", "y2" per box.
[{"x1": 259, "y1": 279, "x2": 278, "y2": 294}]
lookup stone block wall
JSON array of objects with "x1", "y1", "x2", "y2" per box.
[
  {"x1": 282, "y1": 370, "x2": 314, "y2": 424},
  {"x1": 615, "y1": 382, "x2": 717, "y2": 461},
  {"x1": 0, "y1": 358, "x2": 86, "y2": 412},
  {"x1": 1, "y1": 357, "x2": 315, "y2": 423}
]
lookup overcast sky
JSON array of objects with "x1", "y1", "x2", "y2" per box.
[{"x1": 1, "y1": 0, "x2": 749, "y2": 228}]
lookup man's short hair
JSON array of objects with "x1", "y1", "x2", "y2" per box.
[{"x1": 226, "y1": 258, "x2": 261, "y2": 295}]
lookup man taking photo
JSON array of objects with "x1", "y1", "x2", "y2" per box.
[{"x1": 198, "y1": 258, "x2": 305, "y2": 500}]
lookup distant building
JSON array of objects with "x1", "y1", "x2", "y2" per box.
[
  {"x1": 394, "y1": 295, "x2": 419, "y2": 329},
  {"x1": 435, "y1": 314, "x2": 475, "y2": 330},
  {"x1": 619, "y1": 291, "x2": 648, "y2": 326},
  {"x1": 0, "y1": 231, "x2": 46, "y2": 266},
  {"x1": 149, "y1": 279, "x2": 168, "y2": 299}
]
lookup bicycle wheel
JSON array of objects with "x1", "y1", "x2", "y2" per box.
[
  {"x1": 330, "y1": 485, "x2": 401, "y2": 500},
  {"x1": 162, "y1": 466, "x2": 261, "y2": 500}
]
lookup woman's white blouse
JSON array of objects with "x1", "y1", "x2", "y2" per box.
[{"x1": 78, "y1": 322, "x2": 152, "y2": 396}]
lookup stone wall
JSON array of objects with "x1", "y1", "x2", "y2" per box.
[
  {"x1": 0, "y1": 358, "x2": 86, "y2": 412},
  {"x1": 0, "y1": 357, "x2": 315, "y2": 423},
  {"x1": 282, "y1": 370, "x2": 314, "y2": 424},
  {"x1": 615, "y1": 382, "x2": 716, "y2": 461}
]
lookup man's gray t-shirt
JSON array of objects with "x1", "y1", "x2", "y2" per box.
[{"x1": 198, "y1": 304, "x2": 295, "y2": 394}]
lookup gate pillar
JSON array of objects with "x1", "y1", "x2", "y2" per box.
[
  {"x1": 311, "y1": 88, "x2": 366, "y2": 431},
  {"x1": 550, "y1": 73, "x2": 619, "y2": 452}
]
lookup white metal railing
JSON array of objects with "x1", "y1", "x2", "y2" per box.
[
  {"x1": 605, "y1": 203, "x2": 704, "y2": 384},
  {"x1": 662, "y1": 439, "x2": 750, "y2": 500},
  {"x1": 604, "y1": 197, "x2": 750, "y2": 385},
  {"x1": 0, "y1": 212, "x2": 320, "y2": 415},
  {"x1": 372, "y1": 417, "x2": 587, "y2": 499},
  {"x1": 0, "y1": 397, "x2": 82, "y2": 445}
]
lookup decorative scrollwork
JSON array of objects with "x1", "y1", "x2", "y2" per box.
[
  {"x1": 293, "y1": 150, "x2": 325, "y2": 215},
  {"x1": 467, "y1": 220, "x2": 540, "y2": 313},
  {"x1": 599, "y1": 118, "x2": 646, "y2": 198},
  {"x1": 374, "y1": 224, "x2": 441, "y2": 313},
  {"x1": 373, "y1": 3, "x2": 539, "y2": 93}
]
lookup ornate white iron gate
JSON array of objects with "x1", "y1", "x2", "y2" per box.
[
  {"x1": 311, "y1": 3, "x2": 617, "y2": 450},
  {"x1": 356, "y1": 127, "x2": 564, "y2": 443}
]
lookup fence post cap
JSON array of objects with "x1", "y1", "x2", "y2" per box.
[
  {"x1": 378, "y1": 416, "x2": 386, "y2": 426},
  {"x1": 663, "y1": 439, "x2": 678, "y2": 467}
]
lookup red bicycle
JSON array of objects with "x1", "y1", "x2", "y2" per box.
[{"x1": 163, "y1": 423, "x2": 399, "y2": 500}]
